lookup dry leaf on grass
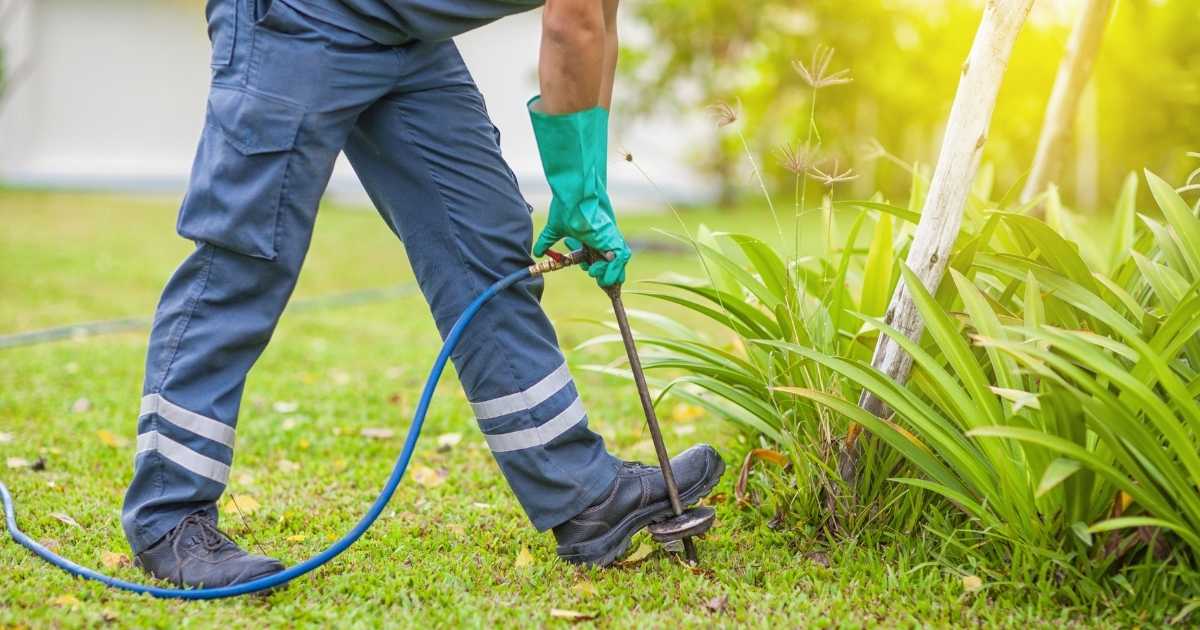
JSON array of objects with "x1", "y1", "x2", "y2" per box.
[
  {"x1": 96, "y1": 429, "x2": 128, "y2": 448},
  {"x1": 734, "y1": 448, "x2": 790, "y2": 506},
  {"x1": 550, "y1": 609, "x2": 596, "y2": 621},
  {"x1": 446, "y1": 524, "x2": 466, "y2": 537},
  {"x1": 52, "y1": 594, "x2": 81, "y2": 607},
  {"x1": 437, "y1": 433, "x2": 462, "y2": 451},
  {"x1": 411, "y1": 465, "x2": 447, "y2": 488},
  {"x1": 222, "y1": 495, "x2": 261, "y2": 515},
  {"x1": 704, "y1": 595, "x2": 728, "y2": 613},
  {"x1": 805, "y1": 551, "x2": 830, "y2": 568},
  {"x1": 6, "y1": 457, "x2": 30, "y2": 469},
  {"x1": 50, "y1": 512, "x2": 81, "y2": 529},
  {"x1": 572, "y1": 580, "x2": 598, "y2": 597},
  {"x1": 961, "y1": 575, "x2": 983, "y2": 592},
  {"x1": 514, "y1": 546, "x2": 534, "y2": 569},
  {"x1": 329, "y1": 369, "x2": 351, "y2": 386},
  {"x1": 286, "y1": 534, "x2": 307, "y2": 543},
  {"x1": 277, "y1": 459, "x2": 301, "y2": 473},
  {"x1": 687, "y1": 564, "x2": 718, "y2": 579},
  {"x1": 360, "y1": 427, "x2": 395, "y2": 440},
  {"x1": 620, "y1": 541, "x2": 654, "y2": 566},
  {"x1": 100, "y1": 551, "x2": 129, "y2": 569}
]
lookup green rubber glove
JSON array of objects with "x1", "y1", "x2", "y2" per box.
[{"x1": 528, "y1": 96, "x2": 631, "y2": 287}]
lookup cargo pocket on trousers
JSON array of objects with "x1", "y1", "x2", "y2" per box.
[{"x1": 177, "y1": 85, "x2": 303, "y2": 261}]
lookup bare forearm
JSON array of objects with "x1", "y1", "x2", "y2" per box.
[
  {"x1": 599, "y1": 0, "x2": 619, "y2": 109},
  {"x1": 537, "y1": 0, "x2": 606, "y2": 114}
]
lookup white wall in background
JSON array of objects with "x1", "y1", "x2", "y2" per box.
[{"x1": 0, "y1": 0, "x2": 712, "y2": 208}]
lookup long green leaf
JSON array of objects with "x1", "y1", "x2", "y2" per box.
[
  {"x1": 1089, "y1": 517, "x2": 1200, "y2": 552},
  {"x1": 952, "y1": 269, "x2": 1020, "y2": 393},
  {"x1": 1036, "y1": 458, "x2": 1082, "y2": 499},
  {"x1": 1132, "y1": 251, "x2": 1188, "y2": 309},
  {"x1": 693, "y1": 238, "x2": 780, "y2": 309},
  {"x1": 900, "y1": 265, "x2": 1004, "y2": 427},
  {"x1": 631, "y1": 291, "x2": 758, "y2": 339},
  {"x1": 636, "y1": 284, "x2": 776, "y2": 338},
  {"x1": 888, "y1": 477, "x2": 998, "y2": 528},
  {"x1": 1146, "y1": 169, "x2": 1200, "y2": 279},
  {"x1": 1023, "y1": 271, "x2": 1045, "y2": 329},
  {"x1": 833, "y1": 199, "x2": 920, "y2": 225},
  {"x1": 967, "y1": 426, "x2": 1179, "y2": 524},
  {"x1": 728, "y1": 234, "x2": 793, "y2": 306},
  {"x1": 831, "y1": 212, "x2": 868, "y2": 335},
  {"x1": 999, "y1": 213, "x2": 1098, "y2": 291},
  {"x1": 759, "y1": 340, "x2": 1001, "y2": 508},
  {"x1": 776, "y1": 387, "x2": 968, "y2": 497},
  {"x1": 983, "y1": 334, "x2": 1200, "y2": 524},
  {"x1": 1140, "y1": 215, "x2": 1190, "y2": 279},
  {"x1": 1108, "y1": 172, "x2": 1138, "y2": 272},
  {"x1": 974, "y1": 253, "x2": 1140, "y2": 339},
  {"x1": 860, "y1": 211, "x2": 895, "y2": 319}
]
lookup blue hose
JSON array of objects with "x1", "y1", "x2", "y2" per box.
[{"x1": 1, "y1": 266, "x2": 532, "y2": 599}]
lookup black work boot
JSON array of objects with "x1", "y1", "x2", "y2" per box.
[
  {"x1": 135, "y1": 512, "x2": 285, "y2": 589},
  {"x1": 554, "y1": 444, "x2": 725, "y2": 567}
]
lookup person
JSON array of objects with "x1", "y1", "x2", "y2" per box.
[{"x1": 122, "y1": 0, "x2": 725, "y2": 588}]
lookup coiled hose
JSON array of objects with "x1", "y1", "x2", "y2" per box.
[{"x1": 2, "y1": 255, "x2": 577, "y2": 599}]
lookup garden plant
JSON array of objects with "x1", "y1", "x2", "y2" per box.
[
  {"x1": 587, "y1": 19, "x2": 1200, "y2": 614},
  {"x1": 593, "y1": 92, "x2": 1200, "y2": 617}
]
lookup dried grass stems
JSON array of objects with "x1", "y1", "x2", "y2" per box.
[{"x1": 793, "y1": 45, "x2": 853, "y2": 90}]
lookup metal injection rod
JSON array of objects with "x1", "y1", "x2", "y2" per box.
[{"x1": 603, "y1": 283, "x2": 700, "y2": 564}]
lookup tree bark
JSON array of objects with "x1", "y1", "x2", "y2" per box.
[
  {"x1": 1020, "y1": 0, "x2": 1115, "y2": 206},
  {"x1": 838, "y1": 0, "x2": 1034, "y2": 486}
]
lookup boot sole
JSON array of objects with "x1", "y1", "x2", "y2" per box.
[{"x1": 556, "y1": 454, "x2": 726, "y2": 567}]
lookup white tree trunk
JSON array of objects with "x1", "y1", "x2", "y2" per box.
[
  {"x1": 841, "y1": 0, "x2": 1034, "y2": 483},
  {"x1": 1020, "y1": 0, "x2": 1115, "y2": 206},
  {"x1": 1073, "y1": 80, "x2": 1101, "y2": 210}
]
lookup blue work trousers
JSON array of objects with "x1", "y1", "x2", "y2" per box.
[{"x1": 121, "y1": 0, "x2": 619, "y2": 553}]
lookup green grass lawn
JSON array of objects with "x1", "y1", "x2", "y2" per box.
[{"x1": 0, "y1": 190, "x2": 1139, "y2": 627}]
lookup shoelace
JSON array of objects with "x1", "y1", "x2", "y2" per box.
[
  {"x1": 196, "y1": 517, "x2": 237, "y2": 552},
  {"x1": 624, "y1": 460, "x2": 657, "y2": 474},
  {"x1": 172, "y1": 514, "x2": 234, "y2": 555}
]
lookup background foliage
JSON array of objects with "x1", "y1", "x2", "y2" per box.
[{"x1": 621, "y1": 0, "x2": 1200, "y2": 210}]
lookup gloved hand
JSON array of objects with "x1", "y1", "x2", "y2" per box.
[{"x1": 528, "y1": 96, "x2": 631, "y2": 287}]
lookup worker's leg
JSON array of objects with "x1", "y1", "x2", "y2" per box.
[
  {"x1": 343, "y1": 40, "x2": 620, "y2": 531},
  {"x1": 121, "y1": 0, "x2": 397, "y2": 555}
]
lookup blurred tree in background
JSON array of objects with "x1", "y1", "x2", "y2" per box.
[{"x1": 620, "y1": 0, "x2": 1199, "y2": 210}]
